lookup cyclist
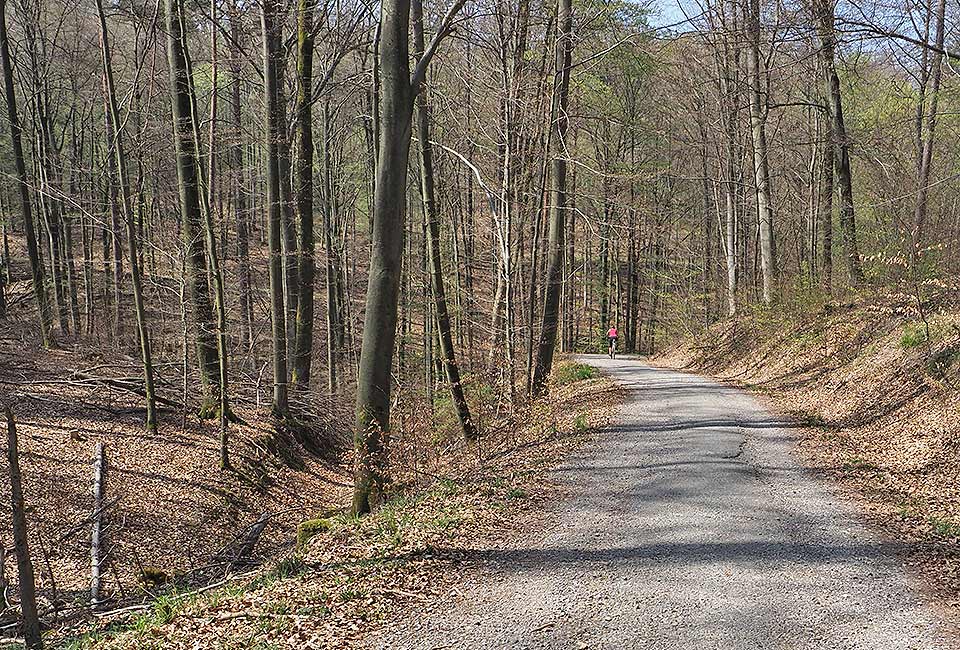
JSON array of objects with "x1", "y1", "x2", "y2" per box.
[{"x1": 606, "y1": 324, "x2": 618, "y2": 359}]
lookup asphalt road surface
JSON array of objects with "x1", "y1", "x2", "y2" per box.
[{"x1": 371, "y1": 356, "x2": 954, "y2": 649}]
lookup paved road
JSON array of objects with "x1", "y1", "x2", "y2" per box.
[{"x1": 371, "y1": 356, "x2": 954, "y2": 649}]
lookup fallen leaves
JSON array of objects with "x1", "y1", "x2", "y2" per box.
[{"x1": 57, "y1": 362, "x2": 620, "y2": 649}]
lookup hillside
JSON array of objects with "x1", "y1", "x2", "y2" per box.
[
  {"x1": 657, "y1": 289, "x2": 960, "y2": 604},
  {"x1": 0, "y1": 310, "x2": 351, "y2": 614},
  {"x1": 52, "y1": 363, "x2": 619, "y2": 649}
]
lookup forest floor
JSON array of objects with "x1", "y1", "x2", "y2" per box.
[
  {"x1": 0, "y1": 236, "x2": 364, "y2": 615},
  {"x1": 0, "y1": 303, "x2": 353, "y2": 632},
  {"x1": 657, "y1": 289, "x2": 960, "y2": 615},
  {"x1": 46, "y1": 360, "x2": 619, "y2": 649}
]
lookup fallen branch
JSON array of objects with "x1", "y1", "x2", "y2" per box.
[{"x1": 70, "y1": 371, "x2": 181, "y2": 409}]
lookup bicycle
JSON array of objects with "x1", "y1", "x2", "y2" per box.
[{"x1": 608, "y1": 337, "x2": 617, "y2": 359}]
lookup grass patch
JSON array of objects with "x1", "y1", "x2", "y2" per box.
[
  {"x1": 901, "y1": 321, "x2": 929, "y2": 349},
  {"x1": 506, "y1": 487, "x2": 527, "y2": 500},
  {"x1": 573, "y1": 413, "x2": 589, "y2": 432},
  {"x1": 841, "y1": 456, "x2": 876, "y2": 472},
  {"x1": 929, "y1": 516, "x2": 960, "y2": 538},
  {"x1": 554, "y1": 362, "x2": 597, "y2": 386},
  {"x1": 247, "y1": 555, "x2": 309, "y2": 591}
]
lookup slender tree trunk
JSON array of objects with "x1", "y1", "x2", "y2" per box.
[
  {"x1": 228, "y1": 12, "x2": 254, "y2": 354},
  {"x1": 563, "y1": 167, "x2": 576, "y2": 350},
  {"x1": 814, "y1": 0, "x2": 864, "y2": 283},
  {"x1": 205, "y1": 0, "x2": 231, "y2": 464},
  {"x1": 912, "y1": 0, "x2": 946, "y2": 253},
  {"x1": 745, "y1": 0, "x2": 775, "y2": 304},
  {"x1": 322, "y1": 102, "x2": 342, "y2": 393},
  {"x1": 412, "y1": 0, "x2": 476, "y2": 440},
  {"x1": 699, "y1": 121, "x2": 714, "y2": 322},
  {"x1": 100, "y1": 180, "x2": 113, "y2": 315},
  {"x1": 277, "y1": 54, "x2": 300, "y2": 362},
  {"x1": 598, "y1": 141, "x2": 612, "y2": 331},
  {"x1": 62, "y1": 209, "x2": 81, "y2": 335},
  {"x1": 104, "y1": 153, "x2": 123, "y2": 331},
  {"x1": 5, "y1": 407, "x2": 42, "y2": 649},
  {"x1": 96, "y1": 0, "x2": 157, "y2": 431},
  {"x1": 63, "y1": 121, "x2": 82, "y2": 335},
  {"x1": 263, "y1": 0, "x2": 289, "y2": 415},
  {"x1": 531, "y1": 0, "x2": 572, "y2": 396},
  {"x1": 0, "y1": 0, "x2": 50, "y2": 346},
  {"x1": 82, "y1": 204, "x2": 94, "y2": 333},
  {"x1": 819, "y1": 109, "x2": 834, "y2": 291},
  {"x1": 718, "y1": 0, "x2": 739, "y2": 316}
]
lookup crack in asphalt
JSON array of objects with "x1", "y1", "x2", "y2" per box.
[{"x1": 370, "y1": 356, "x2": 954, "y2": 649}]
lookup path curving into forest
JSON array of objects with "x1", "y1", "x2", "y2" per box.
[{"x1": 371, "y1": 356, "x2": 954, "y2": 649}]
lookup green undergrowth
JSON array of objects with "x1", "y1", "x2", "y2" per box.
[
  {"x1": 553, "y1": 361, "x2": 597, "y2": 385},
  {"x1": 929, "y1": 516, "x2": 960, "y2": 539}
]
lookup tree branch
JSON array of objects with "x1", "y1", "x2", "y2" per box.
[
  {"x1": 837, "y1": 18, "x2": 960, "y2": 61},
  {"x1": 409, "y1": 0, "x2": 468, "y2": 94}
]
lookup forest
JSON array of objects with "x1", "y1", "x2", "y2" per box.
[{"x1": 1, "y1": 0, "x2": 960, "y2": 645}]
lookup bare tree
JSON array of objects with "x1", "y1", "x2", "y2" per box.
[
  {"x1": 531, "y1": 0, "x2": 573, "y2": 396},
  {"x1": 353, "y1": 0, "x2": 465, "y2": 514},
  {"x1": 0, "y1": 0, "x2": 51, "y2": 346}
]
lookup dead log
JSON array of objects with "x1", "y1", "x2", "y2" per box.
[
  {"x1": 90, "y1": 442, "x2": 105, "y2": 608},
  {"x1": 71, "y1": 372, "x2": 181, "y2": 409},
  {"x1": 215, "y1": 513, "x2": 270, "y2": 570}
]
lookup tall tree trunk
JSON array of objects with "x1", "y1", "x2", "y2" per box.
[
  {"x1": 0, "y1": 0, "x2": 50, "y2": 346},
  {"x1": 166, "y1": 0, "x2": 222, "y2": 413},
  {"x1": 563, "y1": 167, "x2": 576, "y2": 351},
  {"x1": 699, "y1": 120, "x2": 714, "y2": 323},
  {"x1": 412, "y1": 0, "x2": 476, "y2": 440},
  {"x1": 64, "y1": 115, "x2": 83, "y2": 335},
  {"x1": 277, "y1": 52, "x2": 300, "y2": 362},
  {"x1": 292, "y1": 0, "x2": 316, "y2": 388},
  {"x1": 814, "y1": 0, "x2": 864, "y2": 283},
  {"x1": 745, "y1": 0, "x2": 775, "y2": 304},
  {"x1": 263, "y1": 0, "x2": 290, "y2": 415},
  {"x1": 353, "y1": 0, "x2": 413, "y2": 511},
  {"x1": 912, "y1": 0, "x2": 946, "y2": 253},
  {"x1": 228, "y1": 11, "x2": 254, "y2": 354},
  {"x1": 598, "y1": 139, "x2": 612, "y2": 331},
  {"x1": 819, "y1": 108, "x2": 834, "y2": 291},
  {"x1": 322, "y1": 102, "x2": 342, "y2": 393},
  {"x1": 62, "y1": 207, "x2": 81, "y2": 335},
  {"x1": 96, "y1": 0, "x2": 158, "y2": 431},
  {"x1": 351, "y1": 0, "x2": 463, "y2": 513},
  {"x1": 104, "y1": 151, "x2": 124, "y2": 331},
  {"x1": 205, "y1": 0, "x2": 231, "y2": 464},
  {"x1": 531, "y1": 0, "x2": 572, "y2": 396},
  {"x1": 718, "y1": 0, "x2": 739, "y2": 316}
]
